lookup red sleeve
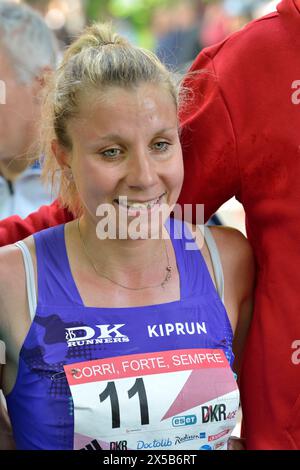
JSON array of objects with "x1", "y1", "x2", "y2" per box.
[
  {"x1": 178, "y1": 50, "x2": 241, "y2": 223},
  {"x1": 0, "y1": 200, "x2": 73, "y2": 246}
]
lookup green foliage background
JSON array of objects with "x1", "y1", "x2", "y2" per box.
[{"x1": 84, "y1": 0, "x2": 181, "y2": 48}]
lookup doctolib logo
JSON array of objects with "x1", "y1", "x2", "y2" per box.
[{"x1": 137, "y1": 438, "x2": 172, "y2": 449}]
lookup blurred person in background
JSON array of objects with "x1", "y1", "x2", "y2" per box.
[
  {"x1": 24, "y1": 0, "x2": 50, "y2": 16},
  {"x1": 0, "y1": 1, "x2": 57, "y2": 220},
  {"x1": 152, "y1": 0, "x2": 201, "y2": 72},
  {"x1": 0, "y1": 0, "x2": 58, "y2": 449},
  {"x1": 200, "y1": 0, "x2": 232, "y2": 47},
  {"x1": 179, "y1": 0, "x2": 300, "y2": 449}
]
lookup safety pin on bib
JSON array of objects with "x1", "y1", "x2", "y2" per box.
[
  {"x1": 51, "y1": 368, "x2": 80, "y2": 381},
  {"x1": 51, "y1": 371, "x2": 66, "y2": 381}
]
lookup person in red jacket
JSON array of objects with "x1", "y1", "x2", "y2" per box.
[
  {"x1": 179, "y1": 0, "x2": 300, "y2": 449},
  {"x1": 0, "y1": 0, "x2": 299, "y2": 450}
]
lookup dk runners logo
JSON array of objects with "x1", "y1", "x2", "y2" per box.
[{"x1": 65, "y1": 324, "x2": 129, "y2": 347}]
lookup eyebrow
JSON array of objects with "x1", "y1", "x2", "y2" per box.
[{"x1": 88, "y1": 127, "x2": 178, "y2": 147}]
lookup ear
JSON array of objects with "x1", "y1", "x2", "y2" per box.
[{"x1": 51, "y1": 139, "x2": 71, "y2": 170}]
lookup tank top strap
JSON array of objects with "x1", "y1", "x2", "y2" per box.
[
  {"x1": 166, "y1": 218, "x2": 225, "y2": 301},
  {"x1": 15, "y1": 241, "x2": 37, "y2": 321},
  {"x1": 199, "y1": 225, "x2": 225, "y2": 303},
  {"x1": 165, "y1": 217, "x2": 204, "y2": 297},
  {"x1": 34, "y1": 224, "x2": 83, "y2": 308}
]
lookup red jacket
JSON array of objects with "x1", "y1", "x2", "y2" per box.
[
  {"x1": 179, "y1": 0, "x2": 300, "y2": 450},
  {"x1": 0, "y1": 200, "x2": 72, "y2": 245},
  {"x1": 0, "y1": 0, "x2": 299, "y2": 450}
]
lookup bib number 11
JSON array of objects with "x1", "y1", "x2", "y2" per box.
[{"x1": 99, "y1": 378, "x2": 149, "y2": 428}]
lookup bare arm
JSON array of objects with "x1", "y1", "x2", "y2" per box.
[
  {"x1": 208, "y1": 227, "x2": 255, "y2": 450},
  {"x1": 208, "y1": 226, "x2": 255, "y2": 374},
  {"x1": 0, "y1": 296, "x2": 15, "y2": 449},
  {"x1": 0, "y1": 312, "x2": 15, "y2": 450},
  {"x1": 0, "y1": 245, "x2": 28, "y2": 450},
  {"x1": 0, "y1": 385, "x2": 15, "y2": 450}
]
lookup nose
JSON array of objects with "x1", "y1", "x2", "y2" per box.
[{"x1": 125, "y1": 151, "x2": 159, "y2": 190}]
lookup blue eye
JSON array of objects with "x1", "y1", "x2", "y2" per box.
[
  {"x1": 153, "y1": 142, "x2": 170, "y2": 152},
  {"x1": 101, "y1": 148, "x2": 121, "y2": 158}
]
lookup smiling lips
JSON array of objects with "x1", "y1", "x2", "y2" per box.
[{"x1": 114, "y1": 192, "x2": 166, "y2": 212}]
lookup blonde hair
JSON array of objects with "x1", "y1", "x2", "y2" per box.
[{"x1": 41, "y1": 23, "x2": 181, "y2": 216}]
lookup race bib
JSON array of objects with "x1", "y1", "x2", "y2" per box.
[{"x1": 64, "y1": 348, "x2": 239, "y2": 451}]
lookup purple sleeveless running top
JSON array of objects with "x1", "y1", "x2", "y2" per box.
[{"x1": 6, "y1": 218, "x2": 235, "y2": 450}]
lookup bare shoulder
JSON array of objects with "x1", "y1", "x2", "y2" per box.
[
  {"x1": 186, "y1": 223, "x2": 255, "y2": 333},
  {"x1": 207, "y1": 225, "x2": 250, "y2": 250},
  {"x1": 0, "y1": 235, "x2": 36, "y2": 283},
  {"x1": 0, "y1": 244, "x2": 24, "y2": 297},
  {"x1": 208, "y1": 226, "x2": 253, "y2": 262},
  {"x1": 0, "y1": 244, "x2": 25, "y2": 354},
  {"x1": 0, "y1": 236, "x2": 36, "y2": 322},
  {"x1": 185, "y1": 223, "x2": 254, "y2": 283}
]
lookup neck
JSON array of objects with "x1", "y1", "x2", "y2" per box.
[{"x1": 75, "y1": 216, "x2": 171, "y2": 287}]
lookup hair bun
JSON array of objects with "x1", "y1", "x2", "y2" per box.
[{"x1": 63, "y1": 23, "x2": 128, "y2": 63}]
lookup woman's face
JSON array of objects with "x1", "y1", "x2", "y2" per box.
[{"x1": 66, "y1": 83, "x2": 184, "y2": 238}]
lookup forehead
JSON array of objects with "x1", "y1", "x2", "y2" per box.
[{"x1": 70, "y1": 83, "x2": 177, "y2": 142}]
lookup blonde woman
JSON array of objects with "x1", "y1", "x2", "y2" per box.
[{"x1": 0, "y1": 24, "x2": 254, "y2": 450}]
